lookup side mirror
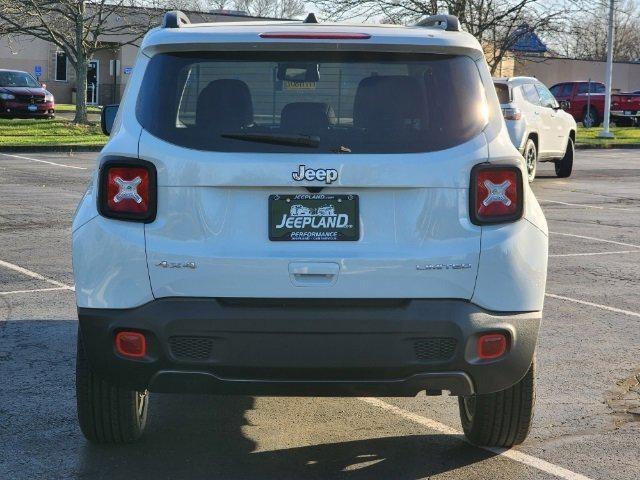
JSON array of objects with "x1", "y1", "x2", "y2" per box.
[
  {"x1": 101, "y1": 104, "x2": 119, "y2": 136},
  {"x1": 559, "y1": 100, "x2": 570, "y2": 111},
  {"x1": 40, "y1": 82, "x2": 47, "y2": 89}
]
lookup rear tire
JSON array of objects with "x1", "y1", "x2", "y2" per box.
[
  {"x1": 523, "y1": 138, "x2": 537, "y2": 182},
  {"x1": 76, "y1": 327, "x2": 149, "y2": 444},
  {"x1": 458, "y1": 360, "x2": 535, "y2": 447},
  {"x1": 555, "y1": 138, "x2": 574, "y2": 178}
]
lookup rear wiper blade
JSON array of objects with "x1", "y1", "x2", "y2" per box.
[{"x1": 221, "y1": 132, "x2": 320, "y2": 148}]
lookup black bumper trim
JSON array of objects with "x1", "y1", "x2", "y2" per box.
[
  {"x1": 78, "y1": 298, "x2": 540, "y2": 396},
  {"x1": 148, "y1": 370, "x2": 475, "y2": 396}
]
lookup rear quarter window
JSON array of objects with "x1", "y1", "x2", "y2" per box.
[
  {"x1": 136, "y1": 51, "x2": 488, "y2": 154},
  {"x1": 494, "y1": 83, "x2": 511, "y2": 104}
]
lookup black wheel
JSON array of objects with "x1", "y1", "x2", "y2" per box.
[
  {"x1": 555, "y1": 138, "x2": 574, "y2": 178},
  {"x1": 458, "y1": 360, "x2": 535, "y2": 447},
  {"x1": 582, "y1": 107, "x2": 600, "y2": 128},
  {"x1": 76, "y1": 327, "x2": 149, "y2": 444},
  {"x1": 523, "y1": 138, "x2": 537, "y2": 182}
]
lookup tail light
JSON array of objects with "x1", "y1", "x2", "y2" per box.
[
  {"x1": 98, "y1": 159, "x2": 157, "y2": 222},
  {"x1": 501, "y1": 107, "x2": 521, "y2": 120},
  {"x1": 470, "y1": 164, "x2": 523, "y2": 225},
  {"x1": 259, "y1": 32, "x2": 371, "y2": 39}
]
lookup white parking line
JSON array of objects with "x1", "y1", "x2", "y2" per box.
[
  {"x1": 545, "y1": 293, "x2": 640, "y2": 319},
  {"x1": 0, "y1": 152, "x2": 87, "y2": 170},
  {"x1": 549, "y1": 250, "x2": 640, "y2": 257},
  {"x1": 541, "y1": 199, "x2": 638, "y2": 212},
  {"x1": 0, "y1": 286, "x2": 72, "y2": 296},
  {"x1": 550, "y1": 231, "x2": 640, "y2": 249},
  {"x1": 0, "y1": 259, "x2": 74, "y2": 290},
  {"x1": 358, "y1": 397, "x2": 593, "y2": 480}
]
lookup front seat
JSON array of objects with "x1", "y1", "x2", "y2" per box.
[
  {"x1": 353, "y1": 75, "x2": 428, "y2": 134},
  {"x1": 195, "y1": 79, "x2": 253, "y2": 133},
  {"x1": 280, "y1": 102, "x2": 336, "y2": 136}
]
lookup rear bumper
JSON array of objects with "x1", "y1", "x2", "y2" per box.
[
  {"x1": 611, "y1": 110, "x2": 639, "y2": 118},
  {"x1": 78, "y1": 298, "x2": 540, "y2": 396}
]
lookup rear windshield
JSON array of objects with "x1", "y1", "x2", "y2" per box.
[
  {"x1": 493, "y1": 83, "x2": 511, "y2": 104},
  {"x1": 137, "y1": 52, "x2": 487, "y2": 154}
]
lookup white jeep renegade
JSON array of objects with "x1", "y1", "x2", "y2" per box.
[{"x1": 73, "y1": 12, "x2": 548, "y2": 447}]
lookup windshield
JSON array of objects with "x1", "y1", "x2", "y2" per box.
[
  {"x1": 137, "y1": 51, "x2": 487, "y2": 154},
  {"x1": 0, "y1": 71, "x2": 40, "y2": 88}
]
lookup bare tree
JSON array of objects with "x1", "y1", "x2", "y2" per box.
[
  {"x1": 309, "y1": 0, "x2": 569, "y2": 73},
  {"x1": 171, "y1": 0, "x2": 304, "y2": 18},
  {"x1": 234, "y1": 0, "x2": 305, "y2": 18},
  {"x1": 0, "y1": 0, "x2": 156, "y2": 123},
  {"x1": 165, "y1": 0, "x2": 230, "y2": 11},
  {"x1": 554, "y1": 0, "x2": 640, "y2": 62}
]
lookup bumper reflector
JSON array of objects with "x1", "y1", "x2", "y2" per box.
[
  {"x1": 115, "y1": 331, "x2": 146, "y2": 358},
  {"x1": 477, "y1": 333, "x2": 508, "y2": 360}
]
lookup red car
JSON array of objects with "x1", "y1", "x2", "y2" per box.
[
  {"x1": 0, "y1": 69, "x2": 55, "y2": 119},
  {"x1": 550, "y1": 81, "x2": 640, "y2": 127}
]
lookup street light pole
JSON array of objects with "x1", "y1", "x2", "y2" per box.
[{"x1": 599, "y1": 0, "x2": 616, "y2": 138}]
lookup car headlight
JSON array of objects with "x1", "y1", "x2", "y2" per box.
[
  {"x1": 44, "y1": 92, "x2": 54, "y2": 103},
  {"x1": 0, "y1": 93, "x2": 15, "y2": 100}
]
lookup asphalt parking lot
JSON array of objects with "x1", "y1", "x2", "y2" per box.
[{"x1": 0, "y1": 150, "x2": 638, "y2": 479}]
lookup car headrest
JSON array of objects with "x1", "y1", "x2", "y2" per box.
[
  {"x1": 353, "y1": 75, "x2": 428, "y2": 131},
  {"x1": 195, "y1": 79, "x2": 253, "y2": 131},
  {"x1": 280, "y1": 102, "x2": 336, "y2": 134}
]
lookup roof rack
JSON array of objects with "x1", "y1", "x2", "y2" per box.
[
  {"x1": 415, "y1": 14, "x2": 460, "y2": 32},
  {"x1": 162, "y1": 10, "x2": 191, "y2": 28}
]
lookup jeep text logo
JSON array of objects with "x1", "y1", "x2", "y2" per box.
[{"x1": 292, "y1": 165, "x2": 338, "y2": 184}]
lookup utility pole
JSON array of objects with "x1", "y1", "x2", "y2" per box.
[{"x1": 599, "y1": 0, "x2": 615, "y2": 138}]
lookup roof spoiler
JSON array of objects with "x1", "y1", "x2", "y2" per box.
[
  {"x1": 162, "y1": 10, "x2": 190, "y2": 29},
  {"x1": 415, "y1": 14, "x2": 460, "y2": 32}
]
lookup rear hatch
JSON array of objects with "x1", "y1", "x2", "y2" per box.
[{"x1": 138, "y1": 49, "x2": 488, "y2": 299}]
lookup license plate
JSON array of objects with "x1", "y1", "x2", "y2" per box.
[
  {"x1": 269, "y1": 194, "x2": 359, "y2": 241},
  {"x1": 624, "y1": 110, "x2": 637, "y2": 116},
  {"x1": 27, "y1": 104, "x2": 38, "y2": 112}
]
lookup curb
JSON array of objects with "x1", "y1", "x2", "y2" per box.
[
  {"x1": 576, "y1": 143, "x2": 640, "y2": 150},
  {"x1": 0, "y1": 145, "x2": 104, "y2": 153}
]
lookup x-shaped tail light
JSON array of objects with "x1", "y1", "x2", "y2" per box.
[
  {"x1": 99, "y1": 161, "x2": 157, "y2": 222},
  {"x1": 471, "y1": 165, "x2": 523, "y2": 225}
]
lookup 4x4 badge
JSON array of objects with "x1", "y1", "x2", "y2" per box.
[
  {"x1": 156, "y1": 260, "x2": 197, "y2": 269},
  {"x1": 292, "y1": 165, "x2": 338, "y2": 184}
]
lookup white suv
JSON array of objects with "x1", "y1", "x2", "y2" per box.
[
  {"x1": 73, "y1": 12, "x2": 548, "y2": 447},
  {"x1": 494, "y1": 77, "x2": 577, "y2": 182}
]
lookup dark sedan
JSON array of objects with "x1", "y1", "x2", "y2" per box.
[{"x1": 0, "y1": 69, "x2": 55, "y2": 118}]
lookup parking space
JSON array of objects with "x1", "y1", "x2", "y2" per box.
[{"x1": 0, "y1": 151, "x2": 638, "y2": 479}]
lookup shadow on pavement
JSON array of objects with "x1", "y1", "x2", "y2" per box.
[
  {"x1": 0, "y1": 319, "x2": 500, "y2": 479},
  {"x1": 78, "y1": 405, "x2": 495, "y2": 480}
]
